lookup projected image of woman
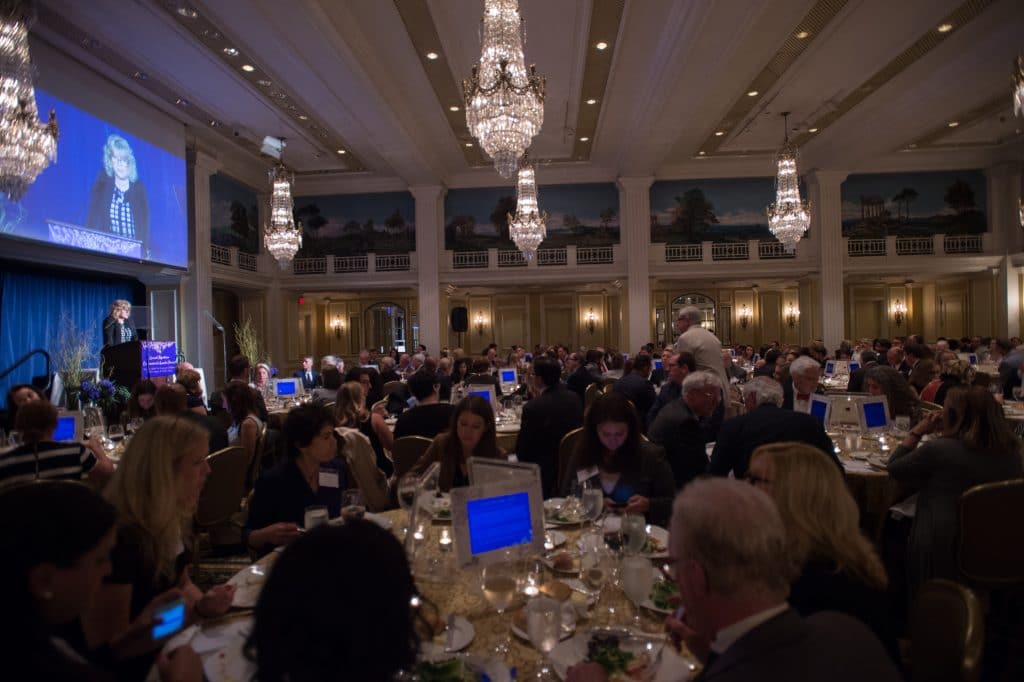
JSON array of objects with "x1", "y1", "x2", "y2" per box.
[{"x1": 87, "y1": 134, "x2": 150, "y2": 253}]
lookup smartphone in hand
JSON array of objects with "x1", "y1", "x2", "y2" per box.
[{"x1": 151, "y1": 598, "x2": 187, "y2": 640}]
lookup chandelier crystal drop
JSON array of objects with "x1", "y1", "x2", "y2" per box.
[
  {"x1": 463, "y1": 0, "x2": 545, "y2": 179},
  {"x1": 767, "y1": 112, "x2": 810, "y2": 253},
  {"x1": 0, "y1": 1, "x2": 58, "y2": 202},
  {"x1": 1014, "y1": 55, "x2": 1024, "y2": 118},
  {"x1": 507, "y1": 154, "x2": 546, "y2": 261},
  {"x1": 264, "y1": 164, "x2": 301, "y2": 267}
]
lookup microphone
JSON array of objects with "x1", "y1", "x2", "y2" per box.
[{"x1": 204, "y1": 310, "x2": 225, "y2": 332}]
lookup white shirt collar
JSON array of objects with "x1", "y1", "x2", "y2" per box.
[{"x1": 710, "y1": 603, "x2": 789, "y2": 655}]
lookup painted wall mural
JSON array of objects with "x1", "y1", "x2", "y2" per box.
[
  {"x1": 445, "y1": 182, "x2": 619, "y2": 251},
  {"x1": 841, "y1": 170, "x2": 987, "y2": 237},
  {"x1": 293, "y1": 191, "x2": 416, "y2": 256},
  {"x1": 650, "y1": 177, "x2": 777, "y2": 243},
  {"x1": 210, "y1": 173, "x2": 259, "y2": 254}
]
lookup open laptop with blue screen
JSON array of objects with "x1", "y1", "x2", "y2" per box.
[
  {"x1": 958, "y1": 353, "x2": 978, "y2": 366},
  {"x1": 858, "y1": 396, "x2": 891, "y2": 435},
  {"x1": 808, "y1": 394, "x2": 832, "y2": 428},
  {"x1": 466, "y1": 384, "x2": 498, "y2": 410},
  {"x1": 451, "y1": 477, "x2": 544, "y2": 568},
  {"x1": 824, "y1": 361, "x2": 836, "y2": 377},
  {"x1": 272, "y1": 377, "x2": 302, "y2": 397},
  {"x1": 499, "y1": 368, "x2": 518, "y2": 393},
  {"x1": 848, "y1": 362, "x2": 861, "y2": 373},
  {"x1": 653, "y1": 360, "x2": 663, "y2": 370},
  {"x1": 54, "y1": 411, "x2": 83, "y2": 442}
]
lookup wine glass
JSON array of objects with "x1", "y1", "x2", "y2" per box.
[
  {"x1": 582, "y1": 481, "x2": 605, "y2": 531},
  {"x1": 526, "y1": 597, "x2": 561, "y2": 680},
  {"x1": 341, "y1": 489, "x2": 365, "y2": 523},
  {"x1": 480, "y1": 558, "x2": 518, "y2": 655},
  {"x1": 107, "y1": 424, "x2": 124, "y2": 441},
  {"x1": 128, "y1": 417, "x2": 144, "y2": 434},
  {"x1": 621, "y1": 555, "x2": 655, "y2": 630},
  {"x1": 397, "y1": 473, "x2": 418, "y2": 533},
  {"x1": 621, "y1": 513, "x2": 647, "y2": 555}
]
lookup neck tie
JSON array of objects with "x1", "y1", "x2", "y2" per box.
[
  {"x1": 797, "y1": 393, "x2": 810, "y2": 401},
  {"x1": 306, "y1": 371, "x2": 312, "y2": 383}
]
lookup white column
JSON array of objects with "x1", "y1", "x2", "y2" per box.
[
  {"x1": 986, "y1": 162, "x2": 1023, "y2": 338},
  {"x1": 182, "y1": 150, "x2": 221, "y2": 383},
  {"x1": 410, "y1": 185, "x2": 446, "y2": 355},
  {"x1": 617, "y1": 176, "x2": 654, "y2": 352},
  {"x1": 805, "y1": 170, "x2": 848, "y2": 350}
]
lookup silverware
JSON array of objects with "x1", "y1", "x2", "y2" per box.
[{"x1": 444, "y1": 613, "x2": 457, "y2": 651}]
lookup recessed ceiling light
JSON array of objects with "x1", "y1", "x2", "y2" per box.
[
  {"x1": 132, "y1": 71, "x2": 148, "y2": 80},
  {"x1": 175, "y1": 98, "x2": 188, "y2": 107},
  {"x1": 465, "y1": 142, "x2": 473, "y2": 147},
  {"x1": 257, "y1": 79, "x2": 272, "y2": 87},
  {"x1": 698, "y1": 151, "x2": 706, "y2": 156},
  {"x1": 336, "y1": 149, "x2": 346, "y2": 154},
  {"x1": 808, "y1": 127, "x2": 819, "y2": 133},
  {"x1": 714, "y1": 130, "x2": 725, "y2": 136},
  {"x1": 177, "y1": 7, "x2": 197, "y2": 19},
  {"x1": 298, "y1": 114, "x2": 308, "y2": 120},
  {"x1": 747, "y1": 90, "x2": 759, "y2": 97},
  {"x1": 937, "y1": 23, "x2": 953, "y2": 33},
  {"x1": 908, "y1": 143, "x2": 917, "y2": 148},
  {"x1": 241, "y1": 64, "x2": 255, "y2": 72},
  {"x1": 595, "y1": 41, "x2": 608, "y2": 50},
  {"x1": 426, "y1": 52, "x2": 439, "y2": 60},
  {"x1": 449, "y1": 105, "x2": 459, "y2": 112},
  {"x1": 223, "y1": 47, "x2": 238, "y2": 57},
  {"x1": 586, "y1": 98, "x2": 597, "y2": 105},
  {"x1": 579, "y1": 136, "x2": 590, "y2": 142},
  {"x1": 947, "y1": 120, "x2": 959, "y2": 127},
  {"x1": 795, "y1": 30, "x2": 810, "y2": 39},
  {"x1": 209, "y1": 119, "x2": 218, "y2": 126}
]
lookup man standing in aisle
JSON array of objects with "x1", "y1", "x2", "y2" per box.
[{"x1": 673, "y1": 306, "x2": 728, "y2": 389}]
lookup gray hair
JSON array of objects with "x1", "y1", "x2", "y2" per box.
[
  {"x1": 742, "y1": 376, "x2": 784, "y2": 407},
  {"x1": 412, "y1": 353, "x2": 426, "y2": 365},
  {"x1": 677, "y1": 305, "x2": 702, "y2": 325},
  {"x1": 671, "y1": 478, "x2": 794, "y2": 597},
  {"x1": 789, "y1": 355, "x2": 820, "y2": 377},
  {"x1": 681, "y1": 370, "x2": 722, "y2": 394},
  {"x1": 380, "y1": 356, "x2": 396, "y2": 370}
]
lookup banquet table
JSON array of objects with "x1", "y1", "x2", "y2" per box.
[{"x1": 831, "y1": 428, "x2": 901, "y2": 542}]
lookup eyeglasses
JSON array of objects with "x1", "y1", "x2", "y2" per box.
[{"x1": 745, "y1": 473, "x2": 772, "y2": 486}]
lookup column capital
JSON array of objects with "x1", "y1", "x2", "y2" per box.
[
  {"x1": 985, "y1": 160, "x2": 1023, "y2": 179},
  {"x1": 616, "y1": 176, "x2": 655, "y2": 193},
  {"x1": 408, "y1": 184, "x2": 447, "y2": 202},
  {"x1": 805, "y1": 169, "x2": 849, "y2": 188},
  {"x1": 187, "y1": 148, "x2": 222, "y2": 175}
]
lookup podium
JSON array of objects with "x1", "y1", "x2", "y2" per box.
[{"x1": 101, "y1": 340, "x2": 177, "y2": 389}]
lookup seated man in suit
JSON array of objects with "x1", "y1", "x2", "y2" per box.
[
  {"x1": 394, "y1": 369, "x2": 454, "y2": 440},
  {"x1": 465, "y1": 358, "x2": 502, "y2": 396},
  {"x1": 566, "y1": 479, "x2": 901, "y2": 682},
  {"x1": 709, "y1": 376, "x2": 839, "y2": 480},
  {"x1": 647, "y1": 351, "x2": 695, "y2": 430},
  {"x1": 612, "y1": 353, "x2": 656, "y2": 430},
  {"x1": 516, "y1": 356, "x2": 583, "y2": 497},
  {"x1": 846, "y1": 350, "x2": 877, "y2": 393},
  {"x1": 782, "y1": 356, "x2": 822, "y2": 412},
  {"x1": 293, "y1": 355, "x2": 320, "y2": 390},
  {"x1": 648, "y1": 370, "x2": 721, "y2": 487}
]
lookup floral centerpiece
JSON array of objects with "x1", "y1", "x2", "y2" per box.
[{"x1": 80, "y1": 378, "x2": 130, "y2": 418}]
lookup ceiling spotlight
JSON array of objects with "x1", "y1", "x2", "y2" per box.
[
  {"x1": 747, "y1": 90, "x2": 759, "y2": 97},
  {"x1": 336, "y1": 149, "x2": 346, "y2": 154},
  {"x1": 465, "y1": 142, "x2": 473, "y2": 147},
  {"x1": 426, "y1": 51, "x2": 439, "y2": 60},
  {"x1": 223, "y1": 47, "x2": 239, "y2": 57},
  {"x1": 177, "y1": 6, "x2": 197, "y2": 19},
  {"x1": 698, "y1": 151, "x2": 706, "y2": 156},
  {"x1": 579, "y1": 136, "x2": 589, "y2": 142},
  {"x1": 449, "y1": 105, "x2": 459, "y2": 111},
  {"x1": 175, "y1": 98, "x2": 188, "y2": 106},
  {"x1": 947, "y1": 120, "x2": 959, "y2": 127},
  {"x1": 795, "y1": 30, "x2": 810, "y2": 39},
  {"x1": 937, "y1": 23, "x2": 953, "y2": 33},
  {"x1": 586, "y1": 98, "x2": 597, "y2": 105},
  {"x1": 257, "y1": 79, "x2": 272, "y2": 87},
  {"x1": 808, "y1": 127, "x2": 819, "y2": 133},
  {"x1": 908, "y1": 143, "x2": 918, "y2": 148},
  {"x1": 209, "y1": 119, "x2": 219, "y2": 126},
  {"x1": 595, "y1": 41, "x2": 608, "y2": 50},
  {"x1": 298, "y1": 114, "x2": 308, "y2": 120},
  {"x1": 132, "y1": 71, "x2": 148, "y2": 80},
  {"x1": 714, "y1": 130, "x2": 725, "y2": 136},
  {"x1": 241, "y1": 64, "x2": 255, "y2": 72}
]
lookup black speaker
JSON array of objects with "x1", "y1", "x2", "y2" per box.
[{"x1": 450, "y1": 306, "x2": 468, "y2": 332}]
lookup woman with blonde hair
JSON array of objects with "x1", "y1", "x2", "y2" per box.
[
  {"x1": 82, "y1": 417, "x2": 234, "y2": 653},
  {"x1": 747, "y1": 441, "x2": 896, "y2": 660},
  {"x1": 335, "y1": 381, "x2": 394, "y2": 476},
  {"x1": 102, "y1": 299, "x2": 137, "y2": 347}
]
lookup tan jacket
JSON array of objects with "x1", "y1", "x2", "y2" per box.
[{"x1": 335, "y1": 427, "x2": 391, "y2": 512}]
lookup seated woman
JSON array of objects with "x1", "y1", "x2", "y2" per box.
[
  {"x1": 907, "y1": 359, "x2": 938, "y2": 398},
  {"x1": 83, "y1": 417, "x2": 234, "y2": 669},
  {"x1": 747, "y1": 442, "x2": 896, "y2": 661},
  {"x1": 174, "y1": 369, "x2": 208, "y2": 415},
  {"x1": 864, "y1": 365, "x2": 920, "y2": 425},
  {"x1": 252, "y1": 363, "x2": 272, "y2": 398},
  {"x1": 126, "y1": 380, "x2": 157, "y2": 422},
  {"x1": 888, "y1": 385, "x2": 1023, "y2": 594},
  {"x1": 0, "y1": 401, "x2": 113, "y2": 490},
  {"x1": 409, "y1": 395, "x2": 503, "y2": 491},
  {"x1": 0, "y1": 481, "x2": 202, "y2": 682},
  {"x1": 246, "y1": 521, "x2": 418, "y2": 681},
  {"x1": 560, "y1": 392, "x2": 674, "y2": 526},
  {"x1": 345, "y1": 366, "x2": 384, "y2": 406},
  {"x1": 335, "y1": 381, "x2": 394, "y2": 477},
  {"x1": 924, "y1": 358, "x2": 975, "y2": 407},
  {"x1": 223, "y1": 382, "x2": 264, "y2": 474},
  {"x1": 311, "y1": 366, "x2": 342, "y2": 403},
  {"x1": 245, "y1": 404, "x2": 344, "y2": 556},
  {"x1": 4, "y1": 382, "x2": 44, "y2": 431}
]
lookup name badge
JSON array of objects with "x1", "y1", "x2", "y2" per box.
[
  {"x1": 318, "y1": 470, "x2": 340, "y2": 488},
  {"x1": 576, "y1": 466, "x2": 599, "y2": 483}
]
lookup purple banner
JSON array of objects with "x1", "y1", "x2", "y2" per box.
[{"x1": 141, "y1": 340, "x2": 177, "y2": 378}]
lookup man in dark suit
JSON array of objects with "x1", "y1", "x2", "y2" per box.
[
  {"x1": 612, "y1": 353, "x2": 656, "y2": 428},
  {"x1": 566, "y1": 479, "x2": 901, "y2": 682},
  {"x1": 647, "y1": 351, "x2": 695, "y2": 429},
  {"x1": 847, "y1": 350, "x2": 877, "y2": 392},
  {"x1": 292, "y1": 355, "x2": 320, "y2": 390},
  {"x1": 648, "y1": 370, "x2": 721, "y2": 487},
  {"x1": 394, "y1": 369, "x2": 454, "y2": 440},
  {"x1": 515, "y1": 356, "x2": 583, "y2": 497},
  {"x1": 709, "y1": 377, "x2": 839, "y2": 479},
  {"x1": 565, "y1": 349, "x2": 602, "y2": 402}
]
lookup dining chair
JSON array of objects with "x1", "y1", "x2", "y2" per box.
[
  {"x1": 584, "y1": 382, "x2": 602, "y2": 410},
  {"x1": 371, "y1": 398, "x2": 389, "y2": 414},
  {"x1": 919, "y1": 400, "x2": 942, "y2": 412},
  {"x1": 383, "y1": 380, "x2": 405, "y2": 396},
  {"x1": 909, "y1": 579, "x2": 984, "y2": 682},
  {"x1": 337, "y1": 426, "x2": 392, "y2": 512},
  {"x1": 958, "y1": 478, "x2": 1024, "y2": 586},
  {"x1": 195, "y1": 445, "x2": 249, "y2": 544},
  {"x1": 557, "y1": 427, "x2": 585, "y2": 490},
  {"x1": 391, "y1": 435, "x2": 433, "y2": 479}
]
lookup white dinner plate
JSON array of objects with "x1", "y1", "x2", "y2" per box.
[
  {"x1": 641, "y1": 525, "x2": 670, "y2": 559},
  {"x1": 227, "y1": 564, "x2": 267, "y2": 608},
  {"x1": 495, "y1": 423, "x2": 520, "y2": 433},
  {"x1": 550, "y1": 627, "x2": 666, "y2": 681},
  {"x1": 544, "y1": 530, "x2": 567, "y2": 550},
  {"x1": 419, "y1": 614, "x2": 475, "y2": 654},
  {"x1": 415, "y1": 654, "x2": 512, "y2": 682},
  {"x1": 643, "y1": 569, "x2": 679, "y2": 615}
]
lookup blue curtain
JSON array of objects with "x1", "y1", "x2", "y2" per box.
[{"x1": 0, "y1": 271, "x2": 134, "y2": 409}]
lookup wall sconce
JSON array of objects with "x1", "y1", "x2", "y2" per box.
[
  {"x1": 784, "y1": 303, "x2": 800, "y2": 329},
  {"x1": 331, "y1": 315, "x2": 344, "y2": 339},
  {"x1": 585, "y1": 308, "x2": 598, "y2": 334},
  {"x1": 474, "y1": 311, "x2": 485, "y2": 335},
  {"x1": 738, "y1": 304, "x2": 752, "y2": 329},
  {"x1": 891, "y1": 299, "x2": 907, "y2": 327}
]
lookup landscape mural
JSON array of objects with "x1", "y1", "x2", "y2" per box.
[
  {"x1": 293, "y1": 191, "x2": 416, "y2": 256},
  {"x1": 444, "y1": 182, "x2": 619, "y2": 251},
  {"x1": 210, "y1": 173, "x2": 259, "y2": 254},
  {"x1": 841, "y1": 170, "x2": 986, "y2": 237},
  {"x1": 650, "y1": 177, "x2": 778, "y2": 243}
]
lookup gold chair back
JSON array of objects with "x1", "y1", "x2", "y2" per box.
[
  {"x1": 919, "y1": 400, "x2": 942, "y2": 412},
  {"x1": 196, "y1": 446, "x2": 249, "y2": 527},
  {"x1": 371, "y1": 398, "x2": 389, "y2": 414},
  {"x1": 391, "y1": 435, "x2": 433, "y2": 479},
  {"x1": 910, "y1": 579, "x2": 985, "y2": 682},
  {"x1": 383, "y1": 380, "x2": 405, "y2": 395},
  {"x1": 958, "y1": 478, "x2": 1024, "y2": 586},
  {"x1": 557, "y1": 427, "x2": 585, "y2": 491},
  {"x1": 584, "y1": 382, "x2": 602, "y2": 410}
]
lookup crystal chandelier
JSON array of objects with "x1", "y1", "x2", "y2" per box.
[
  {"x1": 264, "y1": 164, "x2": 301, "y2": 267},
  {"x1": 463, "y1": 0, "x2": 545, "y2": 179},
  {"x1": 1014, "y1": 55, "x2": 1023, "y2": 118},
  {"x1": 0, "y1": 1, "x2": 58, "y2": 202},
  {"x1": 507, "y1": 154, "x2": 546, "y2": 261},
  {"x1": 767, "y1": 112, "x2": 810, "y2": 253}
]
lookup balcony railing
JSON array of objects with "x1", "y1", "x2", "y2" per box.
[
  {"x1": 293, "y1": 257, "x2": 327, "y2": 275},
  {"x1": 944, "y1": 234, "x2": 982, "y2": 254},
  {"x1": 665, "y1": 243, "x2": 702, "y2": 262},
  {"x1": 711, "y1": 242, "x2": 749, "y2": 260},
  {"x1": 538, "y1": 247, "x2": 568, "y2": 266},
  {"x1": 334, "y1": 255, "x2": 368, "y2": 273},
  {"x1": 211, "y1": 244, "x2": 231, "y2": 265},
  {"x1": 896, "y1": 237, "x2": 933, "y2": 256},
  {"x1": 237, "y1": 252, "x2": 257, "y2": 272},
  {"x1": 577, "y1": 246, "x2": 613, "y2": 265},
  {"x1": 497, "y1": 249, "x2": 527, "y2": 267},
  {"x1": 757, "y1": 241, "x2": 795, "y2": 259},
  {"x1": 847, "y1": 239, "x2": 887, "y2": 257},
  {"x1": 453, "y1": 251, "x2": 488, "y2": 269},
  {"x1": 376, "y1": 254, "x2": 411, "y2": 271}
]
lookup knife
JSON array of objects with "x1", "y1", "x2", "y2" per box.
[{"x1": 444, "y1": 614, "x2": 457, "y2": 651}]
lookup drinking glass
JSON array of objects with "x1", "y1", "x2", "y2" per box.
[
  {"x1": 480, "y1": 558, "x2": 518, "y2": 655},
  {"x1": 304, "y1": 505, "x2": 328, "y2": 529},
  {"x1": 341, "y1": 489, "x2": 366, "y2": 523},
  {"x1": 129, "y1": 417, "x2": 144, "y2": 434},
  {"x1": 526, "y1": 597, "x2": 561, "y2": 680},
  {"x1": 621, "y1": 555, "x2": 655, "y2": 629},
  {"x1": 8, "y1": 430, "x2": 22, "y2": 447},
  {"x1": 107, "y1": 424, "x2": 124, "y2": 441},
  {"x1": 397, "y1": 473, "x2": 418, "y2": 532},
  {"x1": 582, "y1": 483, "x2": 604, "y2": 530},
  {"x1": 621, "y1": 513, "x2": 647, "y2": 555},
  {"x1": 1013, "y1": 386, "x2": 1023, "y2": 404}
]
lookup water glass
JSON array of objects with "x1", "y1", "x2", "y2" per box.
[
  {"x1": 107, "y1": 424, "x2": 124, "y2": 440},
  {"x1": 621, "y1": 513, "x2": 647, "y2": 555},
  {"x1": 582, "y1": 484, "x2": 605, "y2": 528},
  {"x1": 129, "y1": 417, "x2": 144, "y2": 434},
  {"x1": 621, "y1": 555, "x2": 655, "y2": 629},
  {"x1": 526, "y1": 597, "x2": 561, "y2": 680},
  {"x1": 304, "y1": 505, "x2": 328, "y2": 529},
  {"x1": 480, "y1": 557, "x2": 517, "y2": 655},
  {"x1": 341, "y1": 489, "x2": 365, "y2": 523}
]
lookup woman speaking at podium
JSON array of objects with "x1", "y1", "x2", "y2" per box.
[{"x1": 102, "y1": 299, "x2": 137, "y2": 347}]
